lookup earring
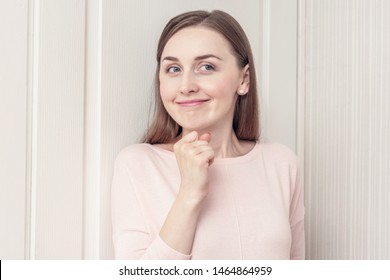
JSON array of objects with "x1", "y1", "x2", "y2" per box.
[{"x1": 239, "y1": 89, "x2": 245, "y2": 95}]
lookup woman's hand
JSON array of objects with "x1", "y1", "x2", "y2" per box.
[
  {"x1": 160, "y1": 131, "x2": 214, "y2": 255},
  {"x1": 173, "y1": 131, "x2": 215, "y2": 201}
]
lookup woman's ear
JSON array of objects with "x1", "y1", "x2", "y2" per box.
[{"x1": 238, "y1": 64, "x2": 250, "y2": 95}]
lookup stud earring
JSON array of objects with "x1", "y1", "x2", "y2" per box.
[{"x1": 239, "y1": 89, "x2": 245, "y2": 95}]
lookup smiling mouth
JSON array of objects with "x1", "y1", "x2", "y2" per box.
[{"x1": 176, "y1": 99, "x2": 210, "y2": 107}]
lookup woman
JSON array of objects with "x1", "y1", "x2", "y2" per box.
[{"x1": 111, "y1": 10, "x2": 305, "y2": 260}]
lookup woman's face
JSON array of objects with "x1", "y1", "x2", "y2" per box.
[{"x1": 159, "y1": 26, "x2": 249, "y2": 134}]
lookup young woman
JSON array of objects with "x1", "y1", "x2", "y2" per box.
[{"x1": 111, "y1": 10, "x2": 305, "y2": 260}]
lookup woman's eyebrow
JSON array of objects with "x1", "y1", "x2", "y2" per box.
[
  {"x1": 195, "y1": 54, "x2": 223, "y2": 61},
  {"x1": 162, "y1": 54, "x2": 223, "y2": 62}
]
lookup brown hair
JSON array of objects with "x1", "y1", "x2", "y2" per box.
[{"x1": 143, "y1": 10, "x2": 260, "y2": 144}]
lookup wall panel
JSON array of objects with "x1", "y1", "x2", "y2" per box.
[
  {"x1": 32, "y1": 0, "x2": 86, "y2": 259},
  {"x1": 0, "y1": 0, "x2": 28, "y2": 260},
  {"x1": 304, "y1": 0, "x2": 390, "y2": 259}
]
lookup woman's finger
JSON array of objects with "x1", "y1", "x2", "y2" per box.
[{"x1": 199, "y1": 133, "x2": 212, "y2": 143}]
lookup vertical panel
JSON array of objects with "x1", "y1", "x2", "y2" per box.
[
  {"x1": 0, "y1": 0, "x2": 28, "y2": 259},
  {"x1": 83, "y1": 0, "x2": 102, "y2": 260},
  {"x1": 33, "y1": 0, "x2": 85, "y2": 259},
  {"x1": 304, "y1": 0, "x2": 390, "y2": 259}
]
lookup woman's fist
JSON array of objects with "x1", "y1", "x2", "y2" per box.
[{"x1": 173, "y1": 131, "x2": 215, "y2": 200}]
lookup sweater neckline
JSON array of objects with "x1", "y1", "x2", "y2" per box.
[{"x1": 144, "y1": 141, "x2": 261, "y2": 165}]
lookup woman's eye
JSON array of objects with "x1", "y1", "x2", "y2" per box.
[
  {"x1": 167, "y1": 66, "x2": 181, "y2": 73},
  {"x1": 200, "y1": 64, "x2": 215, "y2": 71}
]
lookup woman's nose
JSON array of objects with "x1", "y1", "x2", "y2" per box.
[{"x1": 179, "y1": 71, "x2": 199, "y2": 95}]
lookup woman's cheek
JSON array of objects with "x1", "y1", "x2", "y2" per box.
[
  {"x1": 159, "y1": 83, "x2": 174, "y2": 102},
  {"x1": 202, "y1": 81, "x2": 229, "y2": 98},
  {"x1": 207, "y1": 73, "x2": 238, "y2": 94}
]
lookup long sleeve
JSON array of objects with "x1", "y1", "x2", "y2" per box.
[
  {"x1": 110, "y1": 149, "x2": 191, "y2": 260},
  {"x1": 289, "y1": 159, "x2": 305, "y2": 260}
]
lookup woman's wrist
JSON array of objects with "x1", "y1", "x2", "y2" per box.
[{"x1": 177, "y1": 186, "x2": 207, "y2": 209}]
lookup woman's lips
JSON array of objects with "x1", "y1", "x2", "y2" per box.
[{"x1": 176, "y1": 99, "x2": 209, "y2": 107}]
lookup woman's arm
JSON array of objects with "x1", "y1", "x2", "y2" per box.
[
  {"x1": 111, "y1": 149, "x2": 194, "y2": 260},
  {"x1": 159, "y1": 131, "x2": 214, "y2": 255},
  {"x1": 111, "y1": 131, "x2": 214, "y2": 259},
  {"x1": 289, "y1": 161, "x2": 305, "y2": 260}
]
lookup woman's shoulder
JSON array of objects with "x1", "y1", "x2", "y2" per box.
[
  {"x1": 114, "y1": 143, "x2": 157, "y2": 164},
  {"x1": 258, "y1": 141, "x2": 298, "y2": 166},
  {"x1": 116, "y1": 143, "x2": 151, "y2": 156},
  {"x1": 114, "y1": 143, "x2": 175, "y2": 165}
]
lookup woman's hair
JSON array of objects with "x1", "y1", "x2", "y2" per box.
[{"x1": 143, "y1": 10, "x2": 260, "y2": 144}]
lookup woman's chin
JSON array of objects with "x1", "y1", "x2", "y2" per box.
[{"x1": 181, "y1": 125, "x2": 211, "y2": 134}]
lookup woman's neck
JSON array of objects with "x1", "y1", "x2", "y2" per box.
[{"x1": 180, "y1": 127, "x2": 252, "y2": 158}]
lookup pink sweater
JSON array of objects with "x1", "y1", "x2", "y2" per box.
[{"x1": 111, "y1": 142, "x2": 305, "y2": 259}]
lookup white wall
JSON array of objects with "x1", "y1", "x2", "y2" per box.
[
  {"x1": 0, "y1": 0, "x2": 86, "y2": 259},
  {"x1": 303, "y1": 0, "x2": 390, "y2": 259},
  {"x1": 0, "y1": 0, "x2": 28, "y2": 259},
  {"x1": 261, "y1": 0, "x2": 298, "y2": 150}
]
